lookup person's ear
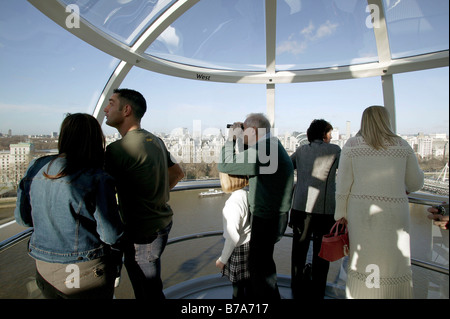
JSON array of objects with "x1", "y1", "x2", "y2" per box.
[{"x1": 123, "y1": 104, "x2": 132, "y2": 116}]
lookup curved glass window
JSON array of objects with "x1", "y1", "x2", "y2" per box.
[
  {"x1": 145, "y1": 0, "x2": 266, "y2": 71},
  {"x1": 0, "y1": 0, "x2": 119, "y2": 135},
  {"x1": 276, "y1": 0, "x2": 379, "y2": 70},
  {"x1": 384, "y1": 0, "x2": 449, "y2": 59},
  {"x1": 275, "y1": 76, "x2": 383, "y2": 137},
  {"x1": 394, "y1": 67, "x2": 449, "y2": 134},
  {"x1": 102, "y1": 67, "x2": 267, "y2": 136},
  {"x1": 58, "y1": 0, "x2": 176, "y2": 46}
]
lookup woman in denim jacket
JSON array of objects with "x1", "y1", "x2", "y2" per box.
[{"x1": 15, "y1": 113, "x2": 123, "y2": 299}]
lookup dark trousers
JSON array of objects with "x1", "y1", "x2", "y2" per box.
[
  {"x1": 248, "y1": 213, "x2": 287, "y2": 299},
  {"x1": 290, "y1": 210, "x2": 335, "y2": 299},
  {"x1": 232, "y1": 279, "x2": 251, "y2": 299}
]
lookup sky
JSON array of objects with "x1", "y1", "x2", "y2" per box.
[{"x1": 0, "y1": 0, "x2": 448, "y2": 137}]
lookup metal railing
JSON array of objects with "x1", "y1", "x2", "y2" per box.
[{"x1": 1, "y1": 186, "x2": 448, "y2": 277}]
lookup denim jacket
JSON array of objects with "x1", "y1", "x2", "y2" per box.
[{"x1": 15, "y1": 156, "x2": 123, "y2": 264}]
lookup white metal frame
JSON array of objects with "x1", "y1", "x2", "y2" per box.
[{"x1": 28, "y1": 0, "x2": 449, "y2": 131}]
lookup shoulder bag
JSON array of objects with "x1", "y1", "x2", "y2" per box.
[{"x1": 318, "y1": 221, "x2": 349, "y2": 262}]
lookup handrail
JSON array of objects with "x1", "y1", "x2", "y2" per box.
[
  {"x1": 166, "y1": 231, "x2": 449, "y2": 276},
  {"x1": 1, "y1": 188, "x2": 449, "y2": 277},
  {"x1": 1, "y1": 227, "x2": 448, "y2": 276},
  {"x1": 408, "y1": 194, "x2": 448, "y2": 206},
  {"x1": 0, "y1": 227, "x2": 33, "y2": 253}
]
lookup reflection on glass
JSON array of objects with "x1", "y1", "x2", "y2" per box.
[
  {"x1": 58, "y1": 0, "x2": 176, "y2": 45},
  {"x1": 276, "y1": 0, "x2": 378, "y2": 70},
  {"x1": 383, "y1": 0, "x2": 449, "y2": 58},
  {"x1": 145, "y1": 0, "x2": 266, "y2": 71}
]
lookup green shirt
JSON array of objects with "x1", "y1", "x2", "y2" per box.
[
  {"x1": 105, "y1": 129, "x2": 173, "y2": 241},
  {"x1": 218, "y1": 137, "x2": 294, "y2": 219}
]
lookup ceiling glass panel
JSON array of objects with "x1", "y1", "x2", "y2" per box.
[
  {"x1": 58, "y1": 0, "x2": 175, "y2": 45},
  {"x1": 145, "y1": 0, "x2": 266, "y2": 71},
  {"x1": 276, "y1": 0, "x2": 379, "y2": 70},
  {"x1": 383, "y1": 0, "x2": 449, "y2": 59}
]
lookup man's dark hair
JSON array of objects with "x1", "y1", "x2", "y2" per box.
[
  {"x1": 307, "y1": 119, "x2": 333, "y2": 142},
  {"x1": 114, "y1": 88, "x2": 147, "y2": 119}
]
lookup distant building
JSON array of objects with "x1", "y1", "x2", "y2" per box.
[
  {"x1": 0, "y1": 142, "x2": 59, "y2": 186},
  {"x1": 417, "y1": 135, "x2": 433, "y2": 158},
  {"x1": 0, "y1": 143, "x2": 34, "y2": 185}
]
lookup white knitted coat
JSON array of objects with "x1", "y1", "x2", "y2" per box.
[{"x1": 335, "y1": 136, "x2": 424, "y2": 299}]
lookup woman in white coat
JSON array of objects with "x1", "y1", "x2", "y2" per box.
[{"x1": 334, "y1": 105, "x2": 424, "y2": 299}]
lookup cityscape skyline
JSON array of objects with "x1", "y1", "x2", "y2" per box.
[
  {"x1": 1, "y1": 125, "x2": 449, "y2": 140},
  {"x1": 1, "y1": 124, "x2": 448, "y2": 158},
  {"x1": 1, "y1": 124, "x2": 448, "y2": 195},
  {"x1": 0, "y1": 1, "x2": 449, "y2": 137}
]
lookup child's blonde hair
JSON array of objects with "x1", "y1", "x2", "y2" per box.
[{"x1": 219, "y1": 172, "x2": 249, "y2": 193}]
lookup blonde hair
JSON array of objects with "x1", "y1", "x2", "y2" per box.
[
  {"x1": 219, "y1": 172, "x2": 249, "y2": 193},
  {"x1": 358, "y1": 105, "x2": 399, "y2": 150}
]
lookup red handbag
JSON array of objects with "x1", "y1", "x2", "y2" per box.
[{"x1": 318, "y1": 221, "x2": 349, "y2": 262}]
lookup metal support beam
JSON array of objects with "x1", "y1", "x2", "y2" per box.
[
  {"x1": 382, "y1": 74, "x2": 396, "y2": 133},
  {"x1": 92, "y1": 61, "x2": 133, "y2": 124},
  {"x1": 265, "y1": 0, "x2": 277, "y2": 75},
  {"x1": 267, "y1": 83, "x2": 275, "y2": 128},
  {"x1": 265, "y1": 0, "x2": 277, "y2": 128},
  {"x1": 366, "y1": 0, "x2": 391, "y2": 64}
]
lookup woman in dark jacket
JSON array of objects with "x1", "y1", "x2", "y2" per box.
[{"x1": 289, "y1": 119, "x2": 341, "y2": 299}]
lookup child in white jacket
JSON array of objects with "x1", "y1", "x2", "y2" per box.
[{"x1": 216, "y1": 173, "x2": 251, "y2": 299}]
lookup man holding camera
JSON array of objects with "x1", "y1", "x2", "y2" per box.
[{"x1": 218, "y1": 113, "x2": 294, "y2": 299}]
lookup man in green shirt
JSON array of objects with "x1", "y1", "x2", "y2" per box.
[
  {"x1": 104, "y1": 88, "x2": 184, "y2": 299},
  {"x1": 218, "y1": 113, "x2": 294, "y2": 299}
]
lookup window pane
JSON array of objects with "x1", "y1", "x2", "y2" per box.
[
  {"x1": 276, "y1": 0, "x2": 378, "y2": 70},
  {"x1": 384, "y1": 0, "x2": 449, "y2": 58},
  {"x1": 394, "y1": 67, "x2": 449, "y2": 134},
  {"x1": 0, "y1": 0, "x2": 118, "y2": 135},
  {"x1": 145, "y1": 0, "x2": 266, "y2": 71},
  {"x1": 275, "y1": 77, "x2": 383, "y2": 139},
  {"x1": 58, "y1": 0, "x2": 176, "y2": 45},
  {"x1": 103, "y1": 67, "x2": 267, "y2": 135}
]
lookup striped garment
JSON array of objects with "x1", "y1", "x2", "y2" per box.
[{"x1": 222, "y1": 242, "x2": 250, "y2": 283}]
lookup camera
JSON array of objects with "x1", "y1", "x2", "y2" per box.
[{"x1": 227, "y1": 123, "x2": 244, "y2": 129}]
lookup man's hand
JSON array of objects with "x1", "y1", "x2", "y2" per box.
[{"x1": 228, "y1": 122, "x2": 244, "y2": 141}]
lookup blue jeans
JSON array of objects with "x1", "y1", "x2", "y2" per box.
[{"x1": 123, "y1": 221, "x2": 172, "y2": 299}]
